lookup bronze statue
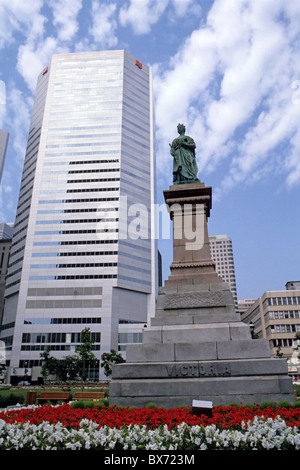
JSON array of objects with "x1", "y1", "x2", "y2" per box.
[{"x1": 170, "y1": 124, "x2": 200, "y2": 185}]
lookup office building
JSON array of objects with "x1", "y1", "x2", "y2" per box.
[
  {"x1": 286, "y1": 281, "x2": 300, "y2": 291},
  {"x1": 0, "y1": 224, "x2": 13, "y2": 327},
  {"x1": 0, "y1": 129, "x2": 9, "y2": 184},
  {"x1": 0, "y1": 50, "x2": 156, "y2": 383},
  {"x1": 209, "y1": 234, "x2": 238, "y2": 304},
  {"x1": 241, "y1": 284, "x2": 300, "y2": 381},
  {"x1": 0, "y1": 223, "x2": 13, "y2": 240},
  {"x1": 236, "y1": 299, "x2": 256, "y2": 316}
]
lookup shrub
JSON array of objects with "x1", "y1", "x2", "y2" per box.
[
  {"x1": 277, "y1": 399, "x2": 292, "y2": 408},
  {"x1": 260, "y1": 400, "x2": 277, "y2": 409},
  {"x1": 146, "y1": 402, "x2": 157, "y2": 409},
  {"x1": 243, "y1": 403, "x2": 256, "y2": 410},
  {"x1": 70, "y1": 398, "x2": 109, "y2": 409},
  {"x1": 0, "y1": 393, "x2": 24, "y2": 408},
  {"x1": 71, "y1": 400, "x2": 98, "y2": 409}
]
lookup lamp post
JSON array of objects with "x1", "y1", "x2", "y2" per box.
[
  {"x1": 249, "y1": 322, "x2": 255, "y2": 339},
  {"x1": 24, "y1": 361, "x2": 28, "y2": 383}
]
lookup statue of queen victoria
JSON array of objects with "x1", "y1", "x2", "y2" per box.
[{"x1": 170, "y1": 123, "x2": 200, "y2": 185}]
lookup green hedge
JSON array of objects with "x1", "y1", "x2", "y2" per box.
[{"x1": 0, "y1": 393, "x2": 25, "y2": 408}]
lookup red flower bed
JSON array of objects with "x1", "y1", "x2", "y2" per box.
[{"x1": 1, "y1": 404, "x2": 300, "y2": 430}]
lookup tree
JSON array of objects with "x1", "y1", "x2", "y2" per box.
[
  {"x1": 294, "y1": 332, "x2": 300, "y2": 361},
  {"x1": 40, "y1": 328, "x2": 97, "y2": 382},
  {"x1": 40, "y1": 347, "x2": 58, "y2": 382},
  {"x1": 75, "y1": 328, "x2": 97, "y2": 381},
  {"x1": 54, "y1": 355, "x2": 79, "y2": 381},
  {"x1": 276, "y1": 345, "x2": 284, "y2": 358},
  {"x1": 0, "y1": 341, "x2": 6, "y2": 379},
  {"x1": 0, "y1": 362, "x2": 6, "y2": 379},
  {"x1": 101, "y1": 349, "x2": 125, "y2": 378}
]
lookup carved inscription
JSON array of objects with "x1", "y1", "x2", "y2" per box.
[
  {"x1": 163, "y1": 291, "x2": 225, "y2": 309},
  {"x1": 166, "y1": 363, "x2": 231, "y2": 378},
  {"x1": 167, "y1": 364, "x2": 199, "y2": 377}
]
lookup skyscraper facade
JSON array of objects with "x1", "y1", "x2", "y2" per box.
[
  {"x1": 209, "y1": 234, "x2": 238, "y2": 305},
  {"x1": 0, "y1": 50, "x2": 156, "y2": 383},
  {"x1": 0, "y1": 129, "x2": 9, "y2": 184},
  {"x1": 0, "y1": 224, "x2": 13, "y2": 328}
]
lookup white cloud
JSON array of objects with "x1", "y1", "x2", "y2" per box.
[
  {"x1": 49, "y1": 0, "x2": 82, "y2": 42},
  {"x1": 0, "y1": 86, "x2": 40, "y2": 220},
  {"x1": 0, "y1": 81, "x2": 6, "y2": 128},
  {"x1": 285, "y1": 129, "x2": 300, "y2": 187},
  {"x1": 4, "y1": 86, "x2": 32, "y2": 170},
  {"x1": 90, "y1": 1, "x2": 118, "y2": 48},
  {"x1": 0, "y1": 0, "x2": 57, "y2": 93},
  {"x1": 171, "y1": 0, "x2": 201, "y2": 18},
  {"x1": 154, "y1": 0, "x2": 300, "y2": 192},
  {"x1": 1, "y1": 0, "x2": 81, "y2": 94},
  {"x1": 119, "y1": 0, "x2": 169, "y2": 34},
  {"x1": 119, "y1": 0, "x2": 201, "y2": 34},
  {"x1": 153, "y1": 25, "x2": 218, "y2": 172},
  {"x1": 0, "y1": 169, "x2": 18, "y2": 220},
  {"x1": 0, "y1": 81, "x2": 6, "y2": 105},
  {"x1": 17, "y1": 37, "x2": 69, "y2": 93},
  {"x1": 74, "y1": 38, "x2": 96, "y2": 53},
  {"x1": 0, "y1": 0, "x2": 45, "y2": 48}
]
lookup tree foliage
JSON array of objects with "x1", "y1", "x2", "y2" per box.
[
  {"x1": 101, "y1": 349, "x2": 125, "y2": 378},
  {"x1": 75, "y1": 327, "x2": 97, "y2": 381},
  {"x1": 40, "y1": 328, "x2": 97, "y2": 382}
]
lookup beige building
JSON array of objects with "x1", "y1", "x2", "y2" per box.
[
  {"x1": 236, "y1": 299, "x2": 256, "y2": 316},
  {"x1": 209, "y1": 234, "x2": 237, "y2": 305},
  {"x1": 241, "y1": 284, "x2": 300, "y2": 381},
  {"x1": 286, "y1": 281, "x2": 300, "y2": 291}
]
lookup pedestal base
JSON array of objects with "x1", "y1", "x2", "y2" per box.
[
  {"x1": 110, "y1": 284, "x2": 295, "y2": 407},
  {"x1": 163, "y1": 183, "x2": 221, "y2": 286},
  {"x1": 109, "y1": 375, "x2": 293, "y2": 408},
  {"x1": 109, "y1": 183, "x2": 294, "y2": 407}
]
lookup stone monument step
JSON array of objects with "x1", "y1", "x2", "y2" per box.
[
  {"x1": 109, "y1": 374, "x2": 294, "y2": 408},
  {"x1": 125, "y1": 339, "x2": 271, "y2": 363},
  {"x1": 151, "y1": 311, "x2": 241, "y2": 325},
  {"x1": 142, "y1": 321, "x2": 252, "y2": 344},
  {"x1": 111, "y1": 357, "x2": 289, "y2": 380}
]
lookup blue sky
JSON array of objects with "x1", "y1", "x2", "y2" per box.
[{"x1": 0, "y1": 0, "x2": 300, "y2": 300}]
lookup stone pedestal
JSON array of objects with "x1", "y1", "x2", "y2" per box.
[
  {"x1": 109, "y1": 183, "x2": 294, "y2": 407},
  {"x1": 164, "y1": 183, "x2": 220, "y2": 286}
]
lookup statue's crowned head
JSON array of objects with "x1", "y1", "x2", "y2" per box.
[{"x1": 177, "y1": 123, "x2": 186, "y2": 134}]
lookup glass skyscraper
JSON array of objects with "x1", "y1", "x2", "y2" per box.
[
  {"x1": 1, "y1": 50, "x2": 156, "y2": 382},
  {"x1": 0, "y1": 129, "x2": 9, "y2": 184}
]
